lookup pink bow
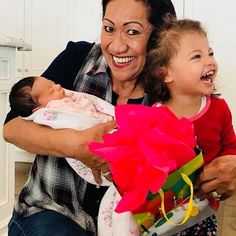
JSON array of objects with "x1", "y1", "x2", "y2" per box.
[{"x1": 89, "y1": 104, "x2": 196, "y2": 212}]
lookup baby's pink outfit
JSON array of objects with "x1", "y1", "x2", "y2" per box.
[{"x1": 46, "y1": 89, "x2": 112, "y2": 121}]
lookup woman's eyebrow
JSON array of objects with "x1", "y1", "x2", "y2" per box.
[
  {"x1": 103, "y1": 18, "x2": 143, "y2": 27},
  {"x1": 103, "y1": 18, "x2": 114, "y2": 25},
  {"x1": 124, "y1": 21, "x2": 143, "y2": 27}
]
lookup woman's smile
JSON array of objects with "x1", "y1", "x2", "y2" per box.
[{"x1": 112, "y1": 55, "x2": 134, "y2": 64}]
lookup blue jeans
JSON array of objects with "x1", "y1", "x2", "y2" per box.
[{"x1": 8, "y1": 210, "x2": 92, "y2": 236}]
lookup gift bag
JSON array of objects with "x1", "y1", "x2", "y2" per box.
[
  {"x1": 89, "y1": 105, "x2": 216, "y2": 235},
  {"x1": 133, "y1": 149, "x2": 216, "y2": 235}
]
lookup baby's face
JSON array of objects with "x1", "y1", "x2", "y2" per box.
[{"x1": 31, "y1": 77, "x2": 66, "y2": 107}]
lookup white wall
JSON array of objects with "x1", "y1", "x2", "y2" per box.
[
  {"x1": 66, "y1": 0, "x2": 102, "y2": 43},
  {"x1": 0, "y1": 0, "x2": 24, "y2": 41}
]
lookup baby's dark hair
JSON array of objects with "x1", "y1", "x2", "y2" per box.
[
  {"x1": 144, "y1": 18, "x2": 211, "y2": 105},
  {"x1": 9, "y1": 76, "x2": 37, "y2": 117}
]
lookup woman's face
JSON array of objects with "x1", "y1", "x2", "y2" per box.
[{"x1": 101, "y1": 0, "x2": 152, "y2": 83}]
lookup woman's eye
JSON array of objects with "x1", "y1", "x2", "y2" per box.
[
  {"x1": 209, "y1": 51, "x2": 214, "y2": 57},
  {"x1": 104, "y1": 26, "x2": 114, "y2": 33},
  {"x1": 127, "y1": 29, "x2": 139, "y2": 35}
]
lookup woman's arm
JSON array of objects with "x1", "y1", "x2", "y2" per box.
[
  {"x1": 3, "y1": 117, "x2": 115, "y2": 184},
  {"x1": 3, "y1": 117, "x2": 115, "y2": 164},
  {"x1": 4, "y1": 118, "x2": 70, "y2": 157}
]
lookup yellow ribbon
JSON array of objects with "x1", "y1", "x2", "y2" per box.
[{"x1": 158, "y1": 173, "x2": 193, "y2": 225}]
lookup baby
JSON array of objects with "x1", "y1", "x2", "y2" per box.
[{"x1": 9, "y1": 76, "x2": 114, "y2": 122}]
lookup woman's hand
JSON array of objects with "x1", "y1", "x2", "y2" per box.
[
  {"x1": 72, "y1": 120, "x2": 116, "y2": 185},
  {"x1": 195, "y1": 155, "x2": 236, "y2": 201},
  {"x1": 4, "y1": 117, "x2": 116, "y2": 184}
]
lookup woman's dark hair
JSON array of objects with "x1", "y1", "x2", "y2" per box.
[{"x1": 9, "y1": 76, "x2": 37, "y2": 117}]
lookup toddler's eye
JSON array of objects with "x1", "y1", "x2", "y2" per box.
[
  {"x1": 104, "y1": 26, "x2": 114, "y2": 33},
  {"x1": 192, "y1": 54, "x2": 201, "y2": 60},
  {"x1": 209, "y1": 51, "x2": 214, "y2": 57}
]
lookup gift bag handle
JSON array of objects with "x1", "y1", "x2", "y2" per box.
[{"x1": 158, "y1": 173, "x2": 193, "y2": 225}]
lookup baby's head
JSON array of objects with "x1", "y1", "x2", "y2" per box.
[
  {"x1": 9, "y1": 76, "x2": 65, "y2": 117},
  {"x1": 30, "y1": 76, "x2": 65, "y2": 108}
]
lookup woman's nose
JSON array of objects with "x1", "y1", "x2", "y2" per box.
[{"x1": 109, "y1": 33, "x2": 128, "y2": 53}]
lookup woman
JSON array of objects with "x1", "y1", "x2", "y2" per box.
[{"x1": 4, "y1": 0, "x2": 176, "y2": 235}]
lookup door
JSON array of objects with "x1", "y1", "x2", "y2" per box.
[{"x1": 0, "y1": 46, "x2": 16, "y2": 235}]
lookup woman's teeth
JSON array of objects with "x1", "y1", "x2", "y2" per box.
[{"x1": 113, "y1": 56, "x2": 134, "y2": 64}]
